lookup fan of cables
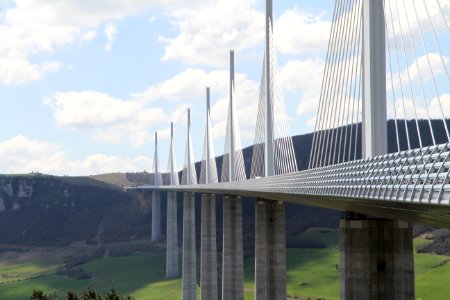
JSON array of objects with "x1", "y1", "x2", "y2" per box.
[
  {"x1": 251, "y1": 18, "x2": 298, "y2": 178},
  {"x1": 309, "y1": 0, "x2": 449, "y2": 170}
]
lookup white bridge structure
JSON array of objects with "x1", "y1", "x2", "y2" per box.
[{"x1": 130, "y1": 0, "x2": 450, "y2": 299}]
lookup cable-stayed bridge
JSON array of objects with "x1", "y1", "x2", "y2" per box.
[{"x1": 129, "y1": 0, "x2": 450, "y2": 299}]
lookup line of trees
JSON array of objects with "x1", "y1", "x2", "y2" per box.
[{"x1": 30, "y1": 288, "x2": 135, "y2": 300}]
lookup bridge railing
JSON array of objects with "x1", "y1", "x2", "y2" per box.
[{"x1": 136, "y1": 143, "x2": 449, "y2": 206}]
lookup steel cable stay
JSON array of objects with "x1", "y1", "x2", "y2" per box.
[
  {"x1": 411, "y1": 0, "x2": 450, "y2": 141},
  {"x1": 328, "y1": 0, "x2": 357, "y2": 166},
  {"x1": 400, "y1": 0, "x2": 436, "y2": 146},
  {"x1": 309, "y1": 0, "x2": 342, "y2": 169},
  {"x1": 316, "y1": 0, "x2": 348, "y2": 168},
  {"x1": 336, "y1": 0, "x2": 361, "y2": 165},
  {"x1": 393, "y1": 0, "x2": 423, "y2": 148},
  {"x1": 314, "y1": 0, "x2": 347, "y2": 168},
  {"x1": 323, "y1": 0, "x2": 354, "y2": 167},
  {"x1": 384, "y1": 0, "x2": 401, "y2": 152}
]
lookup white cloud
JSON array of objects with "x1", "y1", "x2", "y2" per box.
[
  {"x1": 137, "y1": 66, "x2": 260, "y2": 140},
  {"x1": 0, "y1": 135, "x2": 60, "y2": 160},
  {"x1": 168, "y1": 103, "x2": 191, "y2": 125},
  {"x1": 278, "y1": 59, "x2": 325, "y2": 118},
  {"x1": 159, "y1": 0, "x2": 264, "y2": 67},
  {"x1": 81, "y1": 30, "x2": 97, "y2": 41},
  {"x1": 134, "y1": 68, "x2": 230, "y2": 102},
  {"x1": 43, "y1": 91, "x2": 167, "y2": 147},
  {"x1": 68, "y1": 154, "x2": 152, "y2": 176},
  {"x1": 0, "y1": 58, "x2": 61, "y2": 85},
  {"x1": 390, "y1": 93, "x2": 450, "y2": 120},
  {"x1": 389, "y1": 53, "x2": 449, "y2": 89},
  {"x1": 0, "y1": 0, "x2": 203, "y2": 85},
  {"x1": 385, "y1": 0, "x2": 450, "y2": 45},
  {"x1": 210, "y1": 74, "x2": 260, "y2": 140},
  {"x1": 0, "y1": 135, "x2": 152, "y2": 175},
  {"x1": 104, "y1": 23, "x2": 117, "y2": 52},
  {"x1": 274, "y1": 7, "x2": 331, "y2": 55},
  {"x1": 40, "y1": 66, "x2": 261, "y2": 149},
  {"x1": 157, "y1": 126, "x2": 171, "y2": 140}
]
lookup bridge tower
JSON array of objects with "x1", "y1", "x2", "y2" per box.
[
  {"x1": 166, "y1": 122, "x2": 179, "y2": 278},
  {"x1": 151, "y1": 132, "x2": 162, "y2": 242},
  {"x1": 200, "y1": 87, "x2": 219, "y2": 300},
  {"x1": 254, "y1": 0, "x2": 287, "y2": 299},
  {"x1": 221, "y1": 50, "x2": 245, "y2": 300},
  {"x1": 340, "y1": 1, "x2": 414, "y2": 299},
  {"x1": 182, "y1": 109, "x2": 198, "y2": 300}
]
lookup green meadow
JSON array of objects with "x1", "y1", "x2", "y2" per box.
[{"x1": 0, "y1": 229, "x2": 449, "y2": 300}]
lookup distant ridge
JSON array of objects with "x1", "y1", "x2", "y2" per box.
[{"x1": 92, "y1": 119, "x2": 450, "y2": 187}]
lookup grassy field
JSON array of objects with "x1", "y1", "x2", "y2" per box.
[{"x1": 0, "y1": 230, "x2": 449, "y2": 300}]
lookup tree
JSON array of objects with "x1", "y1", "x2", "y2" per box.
[
  {"x1": 30, "y1": 290, "x2": 53, "y2": 300},
  {"x1": 31, "y1": 288, "x2": 135, "y2": 300}
]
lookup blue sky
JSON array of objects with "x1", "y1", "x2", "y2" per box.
[
  {"x1": 0, "y1": 0, "x2": 448, "y2": 175},
  {"x1": 0, "y1": 0, "x2": 335, "y2": 175}
]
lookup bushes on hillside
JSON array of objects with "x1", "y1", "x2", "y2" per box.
[{"x1": 31, "y1": 288, "x2": 134, "y2": 300}]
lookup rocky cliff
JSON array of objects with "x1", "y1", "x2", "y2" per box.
[{"x1": 0, "y1": 175, "x2": 151, "y2": 246}]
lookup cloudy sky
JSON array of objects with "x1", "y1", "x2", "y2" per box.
[
  {"x1": 0, "y1": 0, "x2": 336, "y2": 175},
  {"x1": 0, "y1": 0, "x2": 448, "y2": 176}
]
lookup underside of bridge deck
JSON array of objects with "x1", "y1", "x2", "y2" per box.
[{"x1": 152, "y1": 186, "x2": 450, "y2": 229}]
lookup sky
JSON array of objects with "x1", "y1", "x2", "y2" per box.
[
  {"x1": 0, "y1": 0, "x2": 448, "y2": 176},
  {"x1": 0, "y1": 0, "x2": 336, "y2": 175}
]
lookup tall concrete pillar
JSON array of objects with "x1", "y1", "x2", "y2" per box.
[
  {"x1": 255, "y1": 200, "x2": 286, "y2": 300},
  {"x1": 182, "y1": 192, "x2": 197, "y2": 300},
  {"x1": 200, "y1": 194, "x2": 217, "y2": 300},
  {"x1": 340, "y1": 214, "x2": 414, "y2": 300},
  {"x1": 222, "y1": 195, "x2": 244, "y2": 300},
  {"x1": 151, "y1": 190, "x2": 162, "y2": 242},
  {"x1": 339, "y1": 1, "x2": 414, "y2": 299},
  {"x1": 166, "y1": 191, "x2": 179, "y2": 278}
]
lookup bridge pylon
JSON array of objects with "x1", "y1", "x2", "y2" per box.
[
  {"x1": 199, "y1": 87, "x2": 219, "y2": 300},
  {"x1": 151, "y1": 132, "x2": 162, "y2": 242},
  {"x1": 221, "y1": 50, "x2": 245, "y2": 300},
  {"x1": 252, "y1": 0, "x2": 294, "y2": 299},
  {"x1": 166, "y1": 122, "x2": 179, "y2": 278},
  {"x1": 181, "y1": 109, "x2": 198, "y2": 300},
  {"x1": 340, "y1": 1, "x2": 414, "y2": 299}
]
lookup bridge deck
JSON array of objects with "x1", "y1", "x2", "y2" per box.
[{"x1": 131, "y1": 143, "x2": 450, "y2": 228}]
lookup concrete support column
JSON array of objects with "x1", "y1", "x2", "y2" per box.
[
  {"x1": 166, "y1": 191, "x2": 179, "y2": 278},
  {"x1": 340, "y1": 214, "x2": 414, "y2": 300},
  {"x1": 222, "y1": 195, "x2": 244, "y2": 300},
  {"x1": 182, "y1": 192, "x2": 197, "y2": 300},
  {"x1": 255, "y1": 200, "x2": 286, "y2": 300},
  {"x1": 151, "y1": 191, "x2": 162, "y2": 242},
  {"x1": 200, "y1": 194, "x2": 218, "y2": 300}
]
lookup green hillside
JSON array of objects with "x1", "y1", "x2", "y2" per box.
[{"x1": 1, "y1": 229, "x2": 449, "y2": 300}]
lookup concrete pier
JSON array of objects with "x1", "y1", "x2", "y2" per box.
[
  {"x1": 200, "y1": 194, "x2": 218, "y2": 300},
  {"x1": 340, "y1": 214, "x2": 414, "y2": 300},
  {"x1": 255, "y1": 200, "x2": 286, "y2": 300},
  {"x1": 222, "y1": 195, "x2": 244, "y2": 300},
  {"x1": 166, "y1": 191, "x2": 179, "y2": 278},
  {"x1": 182, "y1": 192, "x2": 197, "y2": 300},
  {"x1": 151, "y1": 191, "x2": 162, "y2": 242}
]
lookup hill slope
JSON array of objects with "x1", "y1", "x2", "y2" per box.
[
  {"x1": 1, "y1": 230, "x2": 449, "y2": 300},
  {"x1": 0, "y1": 174, "x2": 151, "y2": 246}
]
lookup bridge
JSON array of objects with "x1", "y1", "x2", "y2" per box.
[{"x1": 129, "y1": 0, "x2": 450, "y2": 299}]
